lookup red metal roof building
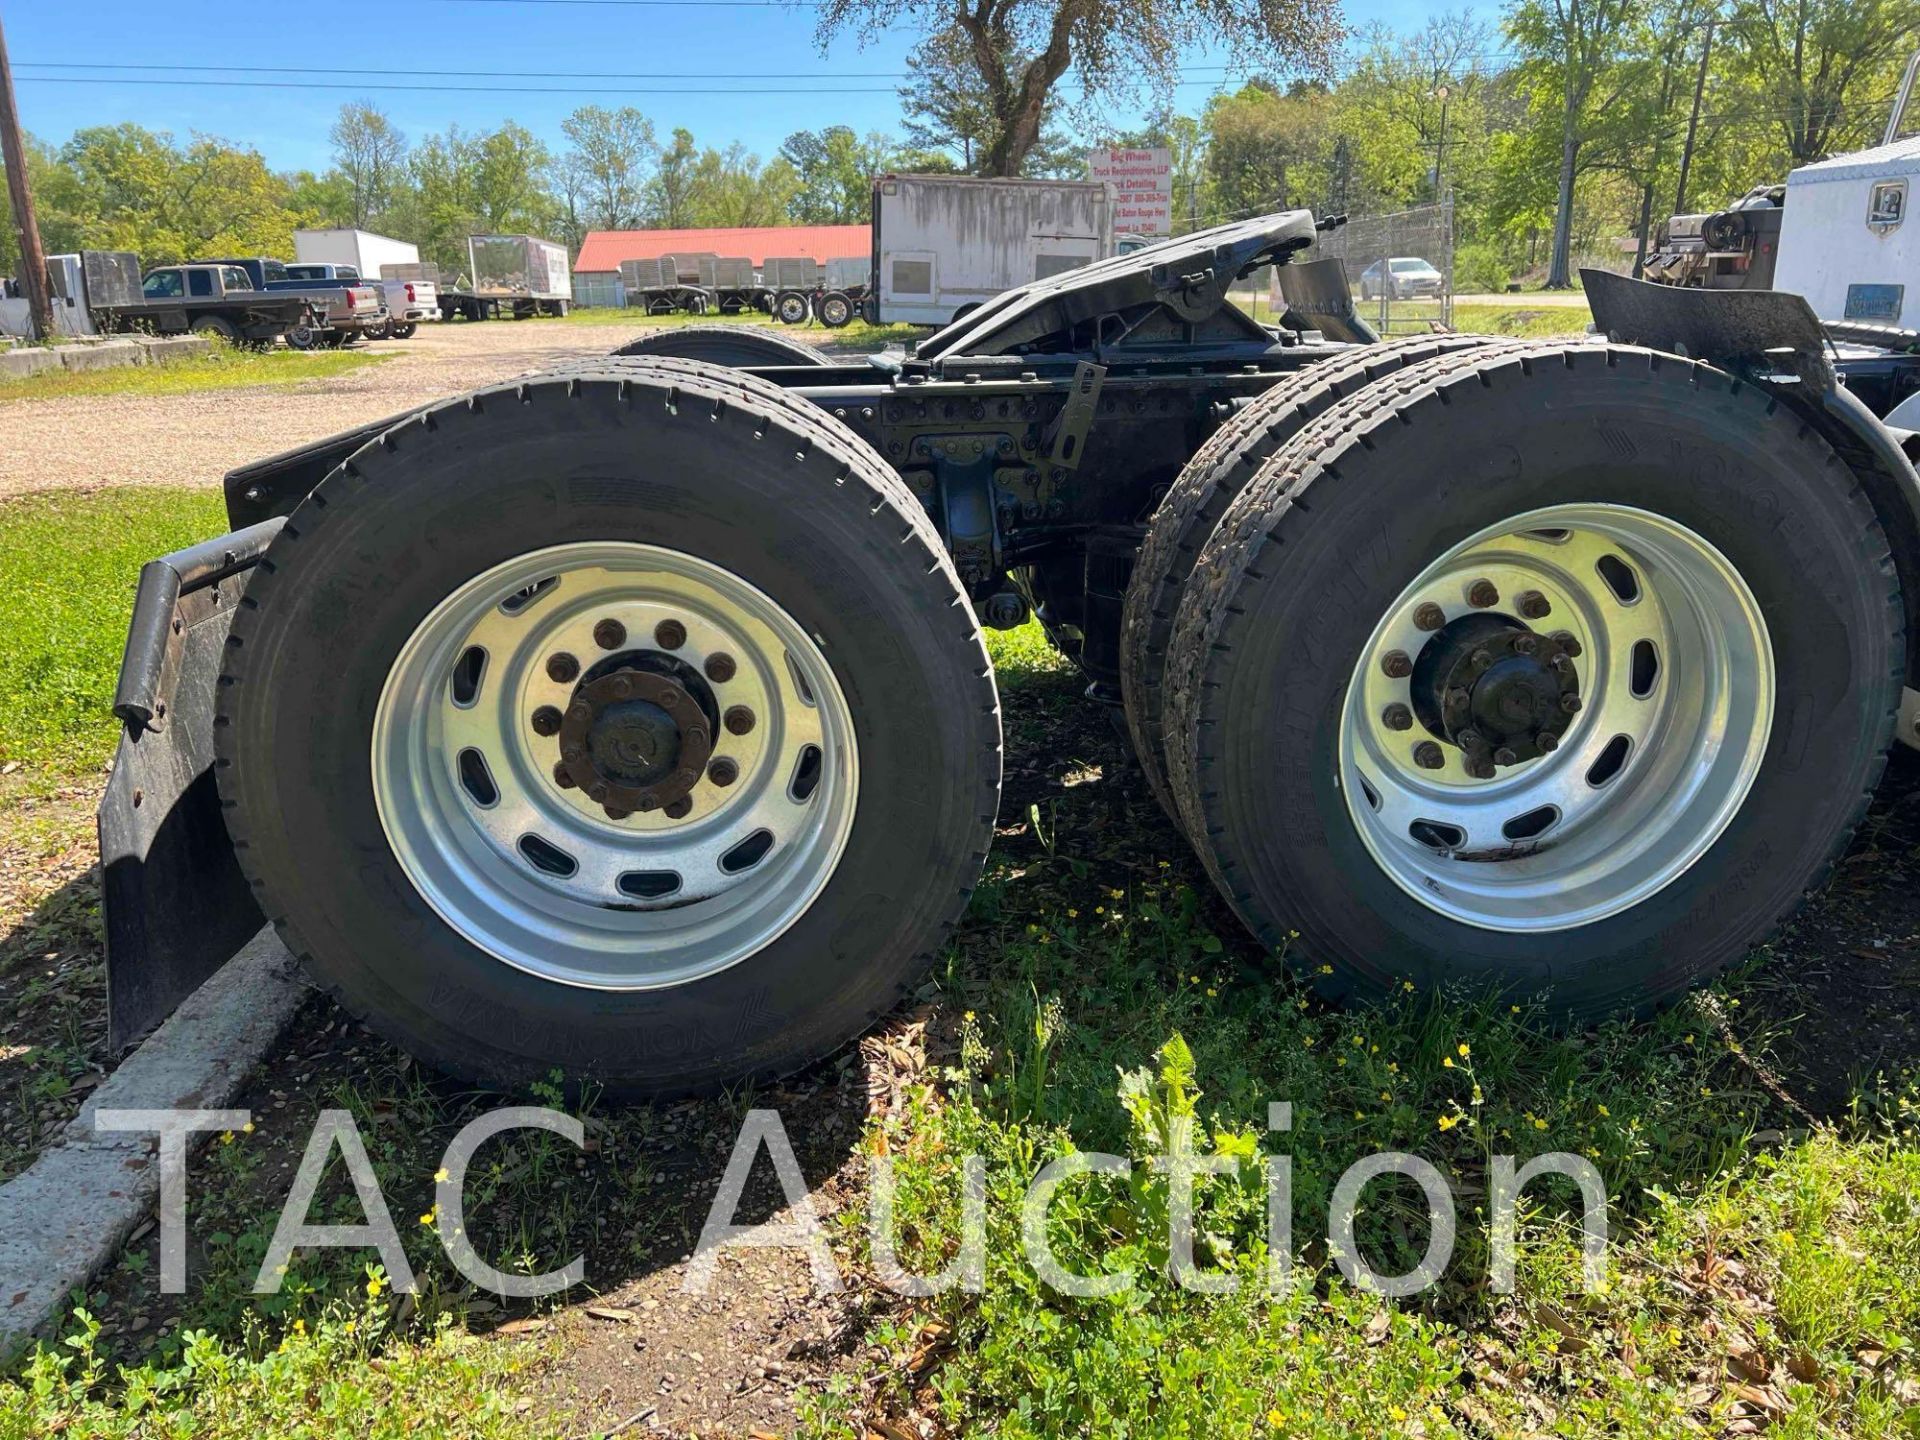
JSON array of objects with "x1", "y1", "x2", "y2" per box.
[{"x1": 574, "y1": 225, "x2": 870, "y2": 273}]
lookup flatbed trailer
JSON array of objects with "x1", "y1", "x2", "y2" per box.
[{"x1": 99, "y1": 211, "x2": 1920, "y2": 1097}]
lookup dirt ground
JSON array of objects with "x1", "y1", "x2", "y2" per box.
[{"x1": 0, "y1": 318, "x2": 835, "y2": 499}]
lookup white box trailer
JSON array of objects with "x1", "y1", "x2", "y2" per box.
[
  {"x1": 1774, "y1": 135, "x2": 1920, "y2": 326},
  {"x1": 293, "y1": 229, "x2": 421, "y2": 280},
  {"x1": 870, "y1": 173, "x2": 1111, "y2": 326}
]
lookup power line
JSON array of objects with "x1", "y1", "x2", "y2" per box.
[{"x1": 14, "y1": 59, "x2": 1266, "y2": 81}]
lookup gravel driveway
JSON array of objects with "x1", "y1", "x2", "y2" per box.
[{"x1": 0, "y1": 320, "x2": 829, "y2": 500}]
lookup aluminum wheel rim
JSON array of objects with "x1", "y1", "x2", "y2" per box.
[
  {"x1": 372, "y1": 542, "x2": 859, "y2": 989},
  {"x1": 1338, "y1": 504, "x2": 1774, "y2": 931}
]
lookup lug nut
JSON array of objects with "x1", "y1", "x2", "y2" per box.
[
  {"x1": 1381, "y1": 702, "x2": 1413, "y2": 732},
  {"x1": 1537, "y1": 732, "x2": 1559, "y2": 753},
  {"x1": 664, "y1": 797, "x2": 693, "y2": 819},
  {"x1": 1517, "y1": 589, "x2": 1551, "y2": 620},
  {"x1": 1412, "y1": 602, "x2": 1446, "y2": 632},
  {"x1": 604, "y1": 805, "x2": 631, "y2": 821},
  {"x1": 654, "y1": 619, "x2": 687, "y2": 650},
  {"x1": 1552, "y1": 631, "x2": 1583, "y2": 658},
  {"x1": 1466, "y1": 756, "x2": 1497, "y2": 780},
  {"x1": 546, "y1": 652, "x2": 580, "y2": 684},
  {"x1": 705, "y1": 652, "x2": 738, "y2": 684},
  {"x1": 1459, "y1": 728, "x2": 1487, "y2": 751},
  {"x1": 1470, "y1": 648, "x2": 1492, "y2": 668},
  {"x1": 1381, "y1": 649, "x2": 1413, "y2": 679},
  {"x1": 1493, "y1": 746, "x2": 1518, "y2": 767},
  {"x1": 708, "y1": 756, "x2": 739, "y2": 787},
  {"x1": 1446, "y1": 687, "x2": 1470, "y2": 710},
  {"x1": 585, "y1": 781, "x2": 609, "y2": 802},
  {"x1": 552, "y1": 762, "x2": 576, "y2": 789},
  {"x1": 530, "y1": 705, "x2": 562, "y2": 736},
  {"x1": 593, "y1": 617, "x2": 627, "y2": 651},
  {"x1": 1466, "y1": 578, "x2": 1500, "y2": 609},
  {"x1": 1513, "y1": 633, "x2": 1539, "y2": 656},
  {"x1": 724, "y1": 705, "x2": 755, "y2": 736},
  {"x1": 1412, "y1": 741, "x2": 1445, "y2": 770},
  {"x1": 1561, "y1": 694, "x2": 1583, "y2": 713}
]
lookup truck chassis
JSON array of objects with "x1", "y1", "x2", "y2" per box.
[{"x1": 100, "y1": 212, "x2": 1920, "y2": 1094}]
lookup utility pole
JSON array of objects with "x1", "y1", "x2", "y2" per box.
[
  {"x1": 1673, "y1": 17, "x2": 1715, "y2": 215},
  {"x1": 1431, "y1": 84, "x2": 1452, "y2": 201},
  {"x1": 0, "y1": 12, "x2": 51, "y2": 340}
]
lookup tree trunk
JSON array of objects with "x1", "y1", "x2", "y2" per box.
[
  {"x1": 1546, "y1": 121, "x2": 1579, "y2": 289},
  {"x1": 1633, "y1": 180, "x2": 1654, "y2": 278}
]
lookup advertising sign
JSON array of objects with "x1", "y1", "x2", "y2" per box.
[{"x1": 1089, "y1": 147, "x2": 1174, "y2": 237}]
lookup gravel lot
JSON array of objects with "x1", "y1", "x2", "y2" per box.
[{"x1": 0, "y1": 319, "x2": 832, "y2": 500}]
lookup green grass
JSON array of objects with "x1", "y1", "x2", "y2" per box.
[
  {"x1": 0, "y1": 488, "x2": 224, "y2": 778},
  {"x1": 0, "y1": 347, "x2": 389, "y2": 404},
  {"x1": 1, "y1": 1300, "x2": 555, "y2": 1438},
  {"x1": 1453, "y1": 300, "x2": 1594, "y2": 338}
]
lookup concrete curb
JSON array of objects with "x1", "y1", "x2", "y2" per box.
[{"x1": 0, "y1": 929, "x2": 306, "y2": 1361}]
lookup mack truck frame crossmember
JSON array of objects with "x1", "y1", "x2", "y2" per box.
[{"x1": 99, "y1": 212, "x2": 1920, "y2": 1094}]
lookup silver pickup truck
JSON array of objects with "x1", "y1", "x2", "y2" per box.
[
  {"x1": 199, "y1": 257, "x2": 386, "y2": 348},
  {"x1": 285, "y1": 263, "x2": 437, "y2": 340}
]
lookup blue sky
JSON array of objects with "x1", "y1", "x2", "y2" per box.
[{"x1": 7, "y1": 0, "x2": 1447, "y2": 172}]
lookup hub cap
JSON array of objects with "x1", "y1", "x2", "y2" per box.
[
  {"x1": 1338, "y1": 505, "x2": 1773, "y2": 931},
  {"x1": 371, "y1": 542, "x2": 859, "y2": 989}
]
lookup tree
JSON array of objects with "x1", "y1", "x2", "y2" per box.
[
  {"x1": 821, "y1": 0, "x2": 1344, "y2": 178},
  {"x1": 1726, "y1": 0, "x2": 1916, "y2": 165},
  {"x1": 1507, "y1": 0, "x2": 1640, "y2": 287},
  {"x1": 561, "y1": 105, "x2": 655, "y2": 230},
  {"x1": 282, "y1": 169, "x2": 356, "y2": 230},
  {"x1": 55, "y1": 125, "x2": 300, "y2": 263},
  {"x1": 780, "y1": 126, "x2": 893, "y2": 222},
  {"x1": 647, "y1": 128, "x2": 700, "y2": 227},
  {"x1": 329, "y1": 103, "x2": 407, "y2": 227},
  {"x1": 1201, "y1": 81, "x2": 1334, "y2": 225}
]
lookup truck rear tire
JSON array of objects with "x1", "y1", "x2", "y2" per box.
[
  {"x1": 1162, "y1": 345, "x2": 1904, "y2": 1019},
  {"x1": 216, "y1": 361, "x2": 1001, "y2": 1095},
  {"x1": 189, "y1": 315, "x2": 238, "y2": 345},
  {"x1": 391, "y1": 323, "x2": 418, "y2": 340},
  {"x1": 611, "y1": 325, "x2": 828, "y2": 368},
  {"x1": 774, "y1": 290, "x2": 810, "y2": 325},
  {"x1": 1121, "y1": 334, "x2": 1508, "y2": 817},
  {"x1": 816, "y1": 291, "x2": 853, "y2": 328}
]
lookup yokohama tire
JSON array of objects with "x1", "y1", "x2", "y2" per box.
[
  {"x1": 1121, "y1": 334, "x2": 1514, "y2": 816},
  {"x1": 610, "y1": 324, "x2": 828, "y2": 368},
  {"x1": 217, "y1": 360, "x2": 1002, "y2": 1094},
  {"x1": 1163, "y1": 345, "x2": 1904, "y2": 1018}
]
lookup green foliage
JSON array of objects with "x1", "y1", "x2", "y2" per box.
[
  {"x1": 1452, "y1": 241, "x2": 1510, "y2": 293},
  {"x1": 0, "y1": 489, "x2": 225, "y2": 775},
  {"x1": 850, "y1": 688, "x2": 1920, "y2": 1434},
  {"x1": 0, "y1": 1299, "x2": 551, "y2": 1437}
]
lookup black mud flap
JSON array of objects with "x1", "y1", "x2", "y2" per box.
[{"x1": 99, "y1": 521, "x2": 281, "y2": 1051}]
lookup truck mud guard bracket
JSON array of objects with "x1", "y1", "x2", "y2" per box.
[{"x1": 100, "y1": 520, "x2": 282, "y2": 1050}]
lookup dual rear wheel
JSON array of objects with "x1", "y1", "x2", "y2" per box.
[{"x1": 1124, "y1": 343, "x2": 1903, "y2": 1015}]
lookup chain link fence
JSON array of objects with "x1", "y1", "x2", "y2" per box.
[{"x1": 1304, "y1": 198, "x2": 1455, "y2": 334}]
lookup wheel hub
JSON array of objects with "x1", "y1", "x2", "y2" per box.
[
  {"x1": 1412, "y1": 614, "x2": 1581, "y2": 770},
  {"x1": 556, "y1": 668, "x2": 712, "y2": 811}
]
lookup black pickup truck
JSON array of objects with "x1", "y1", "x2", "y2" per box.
[{"x1": 90, "y1": 259, "x2": 309, "y2": 345}]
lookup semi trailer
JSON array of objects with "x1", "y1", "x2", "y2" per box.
[
  {"x1": 100, "y1": 210, "x2": 1920, "y2": 1097},
  {"x1": 866, "y1": 173, "x2": 1111, "y2": 326},
  {"x1": 439, "y1": 235, "x2": 573, "y2": 320}
]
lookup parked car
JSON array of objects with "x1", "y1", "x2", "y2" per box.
[
  {"x1": 284, "y1": 263, "x2": 435, "y2": 340},
  {"x1": 201, "y1": 257, "x2": 387, "y2": 348},
  {"x1": 1358, "y1": 257, "x2": 1445, "y2": 300}
]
